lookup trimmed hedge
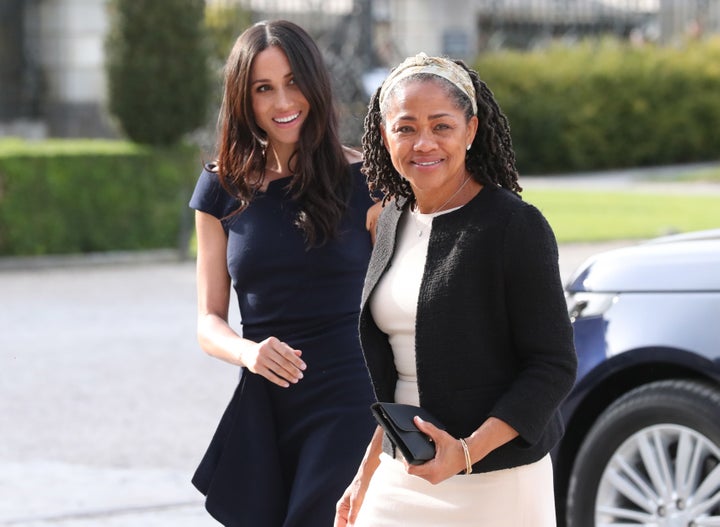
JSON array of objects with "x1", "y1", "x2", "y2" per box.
[
  {"x1": 0, "y1": 139, "x2": 202, "y2": 256},
  {"x1": 476, "y1": 37, "x2": 720, "y2": 174}
]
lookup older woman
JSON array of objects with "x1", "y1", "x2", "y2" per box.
[{"x1": 335, "y1": 53, "x2": 577, "y2": 527}]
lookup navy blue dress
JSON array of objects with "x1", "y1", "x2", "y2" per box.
[{"x1": 188, "y1": 162, "x2": 377, "y2": 527}]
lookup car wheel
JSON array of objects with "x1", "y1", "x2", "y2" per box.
[{"x1": 566, "y1": 379, "x2": 720, "y2": 527}]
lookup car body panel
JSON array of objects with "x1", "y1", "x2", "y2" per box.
[
  {"x1": 556, "y1": 229, "x2": 720, "y2": 526},
  {"x1": 567, "y1": 240, "x2": 720, "y2": 293}
]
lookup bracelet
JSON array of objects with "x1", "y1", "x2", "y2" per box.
[{"x1": 459, "y1": 437, "x2": 473, "y2": 475}]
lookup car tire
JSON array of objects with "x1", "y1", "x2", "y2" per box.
[{"x1": 566, "y1": 379, "x2": 720, "y2": 527}]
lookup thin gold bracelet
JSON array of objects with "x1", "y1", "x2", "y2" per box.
[{"x1": 459, "y1": 438, "x2": 473, "y2": 475}]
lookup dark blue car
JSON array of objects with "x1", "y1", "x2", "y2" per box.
[{"x1": 555, "y1": 229, "x2": 720, "y2": 527}]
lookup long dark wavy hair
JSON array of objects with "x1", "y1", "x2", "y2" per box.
[
  {"x1": 215, "y1": 19, "x2": 349, "y2": 246},
  {"x1": 362, "y1": 59, "x2": 521, "y2": 210}
]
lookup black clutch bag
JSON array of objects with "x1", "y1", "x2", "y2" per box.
[{"x1": 370, "y1": 402, "x2": 446, "y2": 465}]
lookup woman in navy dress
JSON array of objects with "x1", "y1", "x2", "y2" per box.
[{"x1": 189, "y1": 20, "x2": 378, "y2": 527}]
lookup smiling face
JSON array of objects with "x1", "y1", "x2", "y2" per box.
[
  {"x1": 250, "y1": 45, "x2": 310, "y2": 150},
  {"x1": 381, "y1": 78, "x2": 478, "y2": 208}
]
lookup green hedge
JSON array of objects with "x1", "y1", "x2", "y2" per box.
[
  {"x1": 0, "y1": 139, "x2": 202, "y2": 256},
  {"x1": 476, "y1": 37, "x2": 720, "y2": 174}
]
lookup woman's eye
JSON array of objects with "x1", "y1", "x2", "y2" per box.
[
  {"x1": 395, "y1": 126, "x2": 413, "y2": 134},
  {"x1": 256, "y1": 84, "x2": 271, "y2": 93},
  {"x1": 435, "y1": 123, "x2": 451, "y2": 131}
]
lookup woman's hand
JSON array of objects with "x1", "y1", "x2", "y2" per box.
[
  {"x1": 335, "y1": 426, "x2": 383, "y2": 526},
  {"x1": 406, "y1": 416, "x2": 519, "y2": 484},
  {"x1": 334, "y1": 471, "x2": 371, "y2": 527},
  {"x1": 404, "y1": 416, "x2": 467, "y2": 485},
  {"x1": 240, "y1": 336, "x2": 306, "y2": 387}
]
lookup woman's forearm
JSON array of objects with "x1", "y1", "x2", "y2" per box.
[
  {"x1": 464, "y1": 417, "x2": 519, "y2": 467},
  {"x1": 364, "y1": 426, "x2": 384, "y2": 469},
  {"x1": 197, "y1": 312, "x2": 253, "y2": 366}
]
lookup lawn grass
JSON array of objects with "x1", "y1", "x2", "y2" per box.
[
  {"x1": 523, "y1": 189, "x2": 720, "y2": 243},
  {"x1": 186, "y1": 186, "x2": 720, "y2": 251},
  {"x1": 0, "y1": 138, "x2": 147, "y2": 156},
  {"x1": 3, "y1": 135, "x2": 716, "y2": 251},
  {"x1": 671, "y1": 167, "x2": 720, "y2": 182}
]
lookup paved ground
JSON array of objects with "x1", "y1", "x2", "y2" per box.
[
  {"x1": 0, "y1": 242, "x2": 634, "y2": 527},
  {"x1": 0, "y1": 260, "x2": 233, "y2": 526},
  {"x1": 1, "y1": 163, "x2": 717, "y2": 526}
]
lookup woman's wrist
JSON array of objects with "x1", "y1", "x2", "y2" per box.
[{"x1": 463, "y1": 417, "x2": 520, "y2": 470}]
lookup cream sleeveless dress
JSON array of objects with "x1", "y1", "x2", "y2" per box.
[{"x1": 354, "y1": 208, "x2": 556, "y2": 527}]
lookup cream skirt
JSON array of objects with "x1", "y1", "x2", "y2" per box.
[{"x1": 353, "y1": 453, "x2": 556, "y2": 527}]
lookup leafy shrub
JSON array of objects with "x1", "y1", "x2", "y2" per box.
[
  {"x1": 476, "y1": 37, "x2": 720, "y2": 174},
  {"x1": 105, "y1": 0, "x2": 212, "y2": 146},
  {"x1": 0, "y1": 139, "x2": 201, "y2": 256}
]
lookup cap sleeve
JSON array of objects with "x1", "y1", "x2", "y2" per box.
[{"x1": 188, "y1": 168, "x2": 239, "y2": 220}]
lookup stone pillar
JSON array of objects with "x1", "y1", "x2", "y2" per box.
[
  {"x1": 389, "y1": 0, "x2": 477, "y2": 62},
  {"x1": 38, "y1": 0, "x2": 116, "y2": 137}
]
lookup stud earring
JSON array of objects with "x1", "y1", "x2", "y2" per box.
[{"x1": 466, "y1": 144, "x2": 471, "y2": 151}]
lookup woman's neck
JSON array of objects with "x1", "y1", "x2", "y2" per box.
[
  {"x1": 265, "y1": 142, "x2": 296, "y2": 178},
  {"x1": 414, "y1": 178, "x2": 482, "y2": 214}
]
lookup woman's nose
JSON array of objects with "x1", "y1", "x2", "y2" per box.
[
  {"x1": 413, "y1": 130, "x2": 437, "y2": 151},
  {"x1": 274, "y1": 87, "x2": 292, "y2": 109}
]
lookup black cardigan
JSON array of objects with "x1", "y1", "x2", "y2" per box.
[{"x1": 360, "y1": 186, "x2": 577, "y2": 473}]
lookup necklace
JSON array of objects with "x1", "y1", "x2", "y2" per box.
[{"x1": 412, "y1": 176, "x2": 471, "y2": 237}]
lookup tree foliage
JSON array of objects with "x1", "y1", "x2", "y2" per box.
[
  {"x1": 204, "y1": 2, "x2": 252, "y2": 70},
  {"x1": 106, "y1": 0, "x2": 211, "y2": 145}
]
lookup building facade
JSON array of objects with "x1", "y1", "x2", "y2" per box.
[
  {"x1": 1, "y1": 0, "x2": 718, "y2": 140},
  {"x1": 0, "y1": 0, "x2": 113, "y2": 139}
]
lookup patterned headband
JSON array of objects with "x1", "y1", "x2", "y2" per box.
[{"x1": 378, "y1": 52, "x2": 477, "y2": 115}]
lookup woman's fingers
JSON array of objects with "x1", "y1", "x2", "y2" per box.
[
  {"x1": 258, "y1": 337, "x2": 306, "y2": 387},
  {"x1": 334, "y1": 493, "x2": 351, "y2": 527},
  {"x1": 413, "y1": 415, "x2": 439, "y2": 438},
  {"x1": 407, "y1": 417, "x2": 465, "y2": 484}
]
